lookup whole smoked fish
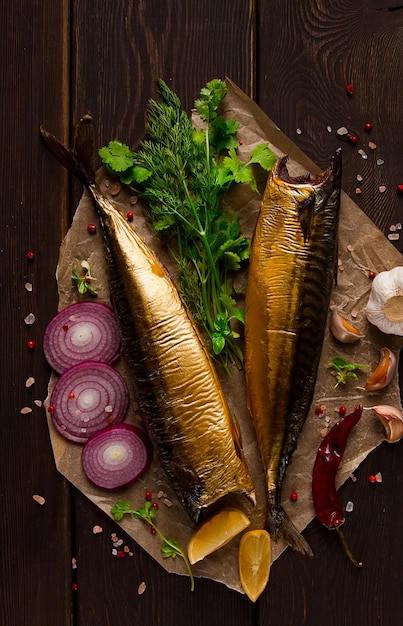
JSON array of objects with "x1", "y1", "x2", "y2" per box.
[
  {"x1": 245, "y1": 151, "x2": 341, "y2": 555},
  {"x1": 40, "y1": 116, "x2": 255, "y2": 523}
]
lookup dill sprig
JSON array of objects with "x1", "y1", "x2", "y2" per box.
[{"x1": 99, "y1": 79, "x2": 275, "y2": 374}]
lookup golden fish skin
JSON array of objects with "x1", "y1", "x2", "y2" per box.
[
  {"x1": 40, "y1": 118, "x2": 255, "y2": 524},
  {"x1": 93, "y1": 186, "x2": 255, "y2": 521},
  {"x1": 244, "y1": 151, "x2": 341, "y2": 554}
]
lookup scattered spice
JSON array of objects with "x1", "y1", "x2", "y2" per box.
[
  {"x1": 290, "y1": 491, "x2": 298, "y2": 502},
  {"x1": 138, "y1": 581, "x2": 147, "y2": 595},
  {"x1": 27, "y1": 340, "x2": 35, "y2": 349},
  {"x1": 92, "y1": 525, "x2": 103, "y2": 534},
  {"x1": 32, "y1": 494, "x2": 45, "y2": 505},
  {"x1": 345, "y1": 501, "x2": 354, "y2": 513},
  {"x1": 109, "y1": 182, "x2": 121, "y2": 196},
  {"x1": 397, "y1": 184, "x2": 403, "y2": 194},
  {"x1": 26, "y1": 251, "x2": 35, "y2": 260},
  {"x1": 87, "y1": 223, "x2": 97, "y2": 234},
  {"x1": 364, "y1": 122, "x2": 373, "y2": 132},
  {"x1": 368, "y1": 474, "x2": 377, "y2": 484},
  {"x1": 126, "y1": 211, "x2": 134, "y2": 221},
  {"x1": 345, "y1": 83, "x2": 354, "y2": 95}
]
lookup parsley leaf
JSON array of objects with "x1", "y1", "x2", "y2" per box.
[
  {"x1": 111, "y1": 499, "x2": 194, "y2": 591},
  {"x1": 99, "y1": 141, "x2": 135, "y2": 172}
]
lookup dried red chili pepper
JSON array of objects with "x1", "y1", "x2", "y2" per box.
[{"x1": 312, "y1": 405, "x2": 363, "y2": 567}]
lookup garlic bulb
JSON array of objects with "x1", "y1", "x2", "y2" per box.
[{"x1": 365, "y1": 266, "x2": 403, "y2": 335}]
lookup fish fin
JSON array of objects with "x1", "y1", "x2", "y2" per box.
[
  {"x1": 73, "y1": 113, "x2": 96, "y2": 181},
  {"x1": 230, "y1": 413, "x2": 245, "y2": 460},
  {"x1": 40, "y1": 113, "x2": 96, "y2": 186},
  {"x1": 172, "y1": 462, "x2": 205, "y2": 522},
  {"x1": 298, "y1": 192, "x2": 315, "y2": 242},
  {"x1": 267, "y1": 504, "x2": 313, "y2": 557}
]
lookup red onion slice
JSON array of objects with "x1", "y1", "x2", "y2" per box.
[
  {"x1": 50, "y1": 361, "x2": 129, "y2": 443},
  {"x1": 82, "y1": 424, "x2": 153, "y2": 489},
  {"x1": 43, "y1": 302, "x2": 121, "y2": 374}
]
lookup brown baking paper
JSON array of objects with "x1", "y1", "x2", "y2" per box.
[{"x1": 45, "y1": 81, "x2": 403, "y2": 594}]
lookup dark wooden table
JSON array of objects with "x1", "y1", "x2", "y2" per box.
[{"x1": 2, "y1": 1, "x2": 402, "y2": 624}]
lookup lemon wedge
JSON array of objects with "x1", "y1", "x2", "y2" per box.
[
  {"x1": 187, "y1": 507, "x2": 251, "y2": 565},
  {"x1": 238, "y1": 529, "x2": 271, "y2": 602}
]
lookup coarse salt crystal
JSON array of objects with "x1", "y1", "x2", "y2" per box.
[
  {"x1": 375, "y1": 472, "x2": 383, "y2": 483},
  {"x1": 368, "y1": 142, "x2": 377, "y2": 150},
  {"x1": 138, "y1": 582, "x2": 147, "y2": 595},
  {"x1": 296, "y1": 128, "x2": 302, "y2": 135},
  {"x1": 25, "y1": 377, "x2": 35, "y2": 388},
  {"x1": 21, "y1": 407, "x2": 32, "y2": 414},
  {"x1": 25, "y1": 282, "x2": 33, "y2": 292},
  {"x1": 327, "y1": 125, "x2": 332, "y2": 133},
  {"x1": 390, "y1": 224, "x2": 397, "y2": 232},
  {"x1": 104, "y1": 405, "x2": 113, "y2": 413},
  {"x1": 163, "y1": 498, "x2": 173, "y2": 508},
  {"x1": 376, "y1": 159, "x2": 384, "y2": 166},
  {"x1": 34, "y1": 400, "x2": 42, "y2": 407},
  {"x1": 356, "y1": 174, "x2": 363, "y2": 182},
  {"x1": 396, "y1": 223, "x2": 402, "y2": 230},
  {"x1": 379, "y1": 185, "x2": 386, "y2": 193},
  {"x1": 337, "y1": 126, "x2": 348, "y2": 135},
  {"x1": 345, "y1": 501, "x2": 354, "y2": 513},
  {"x1": 93, "y1": 525, "x2": 103, "y2": 534},
  {"x1": 355, "y1": 188, "x2": 362, "y2": 194},
  {"x1": 24, "y1": 313, "x2": 35, "y2": 325},
  {"x1": 32, "y1": 494, "x2": 45, "y2": 505},
  {"x1": 388, "y1": 233, "x2": 399, "y2": 241}
]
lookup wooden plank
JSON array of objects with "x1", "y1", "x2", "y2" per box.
[
  {"x1": 256, "y1": 0, "x2": 403, "y2": 253},
  {"x1": 71, "y1": 1, "x2": 257, "y2": 623},
  {"x1": 0, "y1": 1, "x2": 73, "y2": 625},
  {"x1": 256, "y1": 1, "x2": 403, "y2": 623}
]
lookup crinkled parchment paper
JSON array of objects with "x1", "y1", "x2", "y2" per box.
[{"x1": 45, "y1": 81, "x2": 403, "y2": 594}]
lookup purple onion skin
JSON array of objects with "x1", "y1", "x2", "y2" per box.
[
  {"x1": 43, "y1": 301, "x2": 121, "y2": 374},
  {"x1": 81, "y1": 423, "x2": 153, "y2": 489},
  {"x1": 50, "y1": 361, "x2": 129, "y2": 443}
]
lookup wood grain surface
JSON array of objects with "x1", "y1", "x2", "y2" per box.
[{"x1": 1, "y1": 1, "x2": 402, "y2": 624}]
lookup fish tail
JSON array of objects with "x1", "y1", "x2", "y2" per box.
[
  {"x1": 267, "y1": 503, "x2": 313, "y2": 557},
  {"x1": 40, "y1": 113, "x2": 96, "y2": 187}
]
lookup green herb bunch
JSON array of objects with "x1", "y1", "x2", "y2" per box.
[
  {"x1": 111, "y1": 500, "x2": 194, "y2": 591},
  {"x1": 99, "y1": 79, "x2": 275, "y2": 374}
]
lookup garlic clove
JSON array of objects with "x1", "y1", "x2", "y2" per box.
[
  {"x1": 329, "y1": 305, "x2": 363, "y2": 343},
  {"x1": 365, "y1": 347, "x2": 397, "y2": 391},
  {"x1": 365, "y1": 266, "x2": 403, "y2": 336},
  {"x1": 372, "y1": 405, "x2": 403, "y2": 443}
]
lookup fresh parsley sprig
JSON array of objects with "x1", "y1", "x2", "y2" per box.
[
  {"x1": 99, "y1": 79, "x2": 276, "y2": 374},
  {"x1": 328, "y1": 356, "x2": 368, "y2": 388},
  {"x1": 111, "y1": 500, "x2": 195, "y2": 591},
  {"x1": 71, "y1": 261, "x2": 97, "y2": 296}
]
